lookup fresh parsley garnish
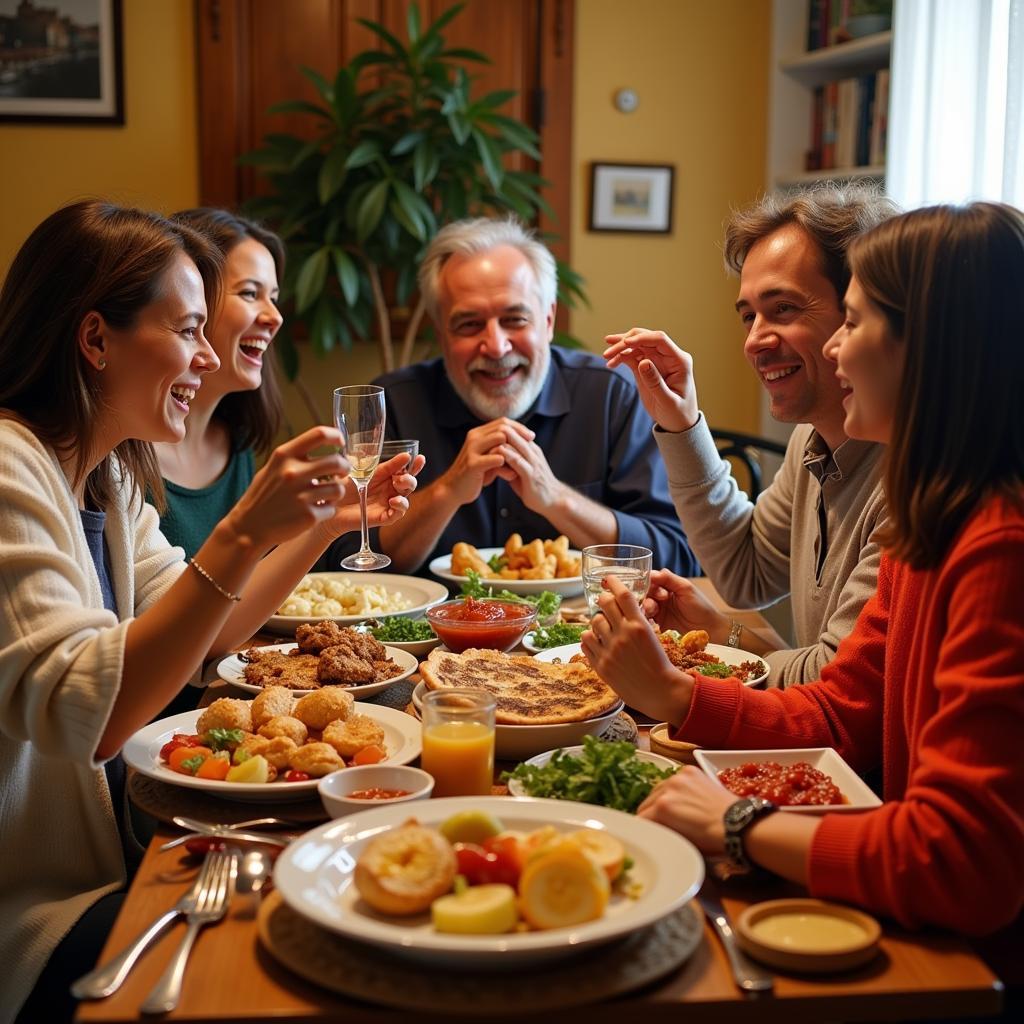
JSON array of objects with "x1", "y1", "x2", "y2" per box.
[
  {"x1": 181, "y1": 753, "x2": 206, "y2": 775},
  {"x1": 529, "y1": 622, "x2": 587, "y2": 648},
  {"x1": 203, "y1": 728, "x2": 244, "y2": 751},
  {"x1": 501, "y1": 735, "x2": 677, "y2": 813},
  {"x1": 459, "y1": 570, "x2": 562, "y2": 619},
  {"x1": 369, "y1": 616, "x2": 436, "y2": 642}
]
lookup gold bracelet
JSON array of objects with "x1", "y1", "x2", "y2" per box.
[{"x1": 189, "y1": 557, "x2": 242, "y2": 602}]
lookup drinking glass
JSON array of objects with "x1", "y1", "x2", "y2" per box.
[
  {"x1": 420, "y1": 689, "x2": 496, "y2": 797},
  {"x1": 333, "y1": 385, "x2": 390, "y2": 571},
  {"x1": 581, "y1": 544, "x2": 653, "y2": 616},
  {"x1": 379, "y1": 438, "x2": 419, "y2": 469}
]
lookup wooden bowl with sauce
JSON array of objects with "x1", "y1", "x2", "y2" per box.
[
  {"x1": 318, "y1": 765, "x2": 434, "y2": 818},
  {"x1": 736, "y1": 898, "x2": 881, "y2": 973}
]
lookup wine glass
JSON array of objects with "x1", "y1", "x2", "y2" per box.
[{"x1": 333, "y1": 385, "x2": 391, "y2": 571}]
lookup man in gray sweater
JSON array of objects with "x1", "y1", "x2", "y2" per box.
[{"x1": 603, "y1": 184, "x2": 898, "y2": 686}]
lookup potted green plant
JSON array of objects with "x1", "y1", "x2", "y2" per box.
[{"x1": 242, "y1": 2, "x2": 586, "y2": 404}]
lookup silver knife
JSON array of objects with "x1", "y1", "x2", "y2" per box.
[{"x1": 697, "y1": 887, "x2": 774, "y2": 993}]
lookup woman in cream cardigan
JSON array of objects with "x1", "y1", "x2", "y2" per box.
[{"x1": 0, "y1": 200, "x2": 420, "y2": 1022}]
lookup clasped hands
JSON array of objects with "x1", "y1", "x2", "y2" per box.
[{"x1": 443, "y1": 416, "x2": 564, "y2": 512}]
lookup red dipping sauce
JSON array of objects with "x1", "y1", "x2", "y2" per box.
[
  {"x1": 718, "y1": 761, "x2": 846, "y2": 806},
  {"x1": 348, "y1": 787, "x2": 413, "y2": 800},
  {"x1": 426, "y1": 597, "x2": 537, "y2": 653}
]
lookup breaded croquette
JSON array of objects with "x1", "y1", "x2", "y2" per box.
[
  {"x1": 197, "y1": 697, "x2": 252, "y2": 734},
  {"x1": 257, "y1": 714, "x2": 308, "y2": 745},
  {"x1": 322, "y1": 713, "x2": 386, "y2": 758},
  {"x1": 293, "y1": 687, "x2": 354, "y2": 730},
  {"x1": 260, "y1": 735, "x2": 299, "y2": 770},
  {"x1": 294, "y1": 620, "x2": 350, "y2": 654},
  {"x1": 241, "y1": 650, "x2": 320, "y2": 690},
  {"x1": 317, "y1": 644, "x2": 375, "y2": 685},
  {"x1": 288, "y1": 741, "x2": 345, "y2": 777},
  {"x1": 250, "y1": 685, "x2": 296, "y2": 730}
]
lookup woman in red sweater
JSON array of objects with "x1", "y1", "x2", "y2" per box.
[{"x1": 583, "y1": 201, "x2": 1024, "y2": 936}]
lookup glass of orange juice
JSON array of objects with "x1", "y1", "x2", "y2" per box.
[{"x1": 420, "y1": 689, "x2": 496, "y2": 797}]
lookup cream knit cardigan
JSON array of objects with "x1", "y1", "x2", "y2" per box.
[{"x1": 0, "y1": 420, "x2": 187, "y2": 1021}]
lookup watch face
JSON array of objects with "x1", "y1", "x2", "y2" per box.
[{"x1": 724, "y1": 797, "x2": 756, "y2": 830}]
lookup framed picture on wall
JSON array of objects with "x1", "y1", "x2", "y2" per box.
[
  {"x1": 0, "y1": 0, "x2": 124, "y2": 124},
  {"x1": 588, "y1": 162, "x2": 675, "y2": 234}
]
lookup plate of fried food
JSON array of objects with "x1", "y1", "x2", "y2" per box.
[
  {"x1": 122, "y1": 691, "x2": 421, "y2": 803},
  {"x1": 217, "y1": 622, "x2": 418, "y2": 699},
  {"x1": 414, "y1": 647, "x2": 625, "y2": 759},
  {"x1": 535, "y1": 629, "x2": 769, "y2": 687},
  {"x1": 264, "y1": 572, "x2": 449, "y2": 636},
  {"x1": 428, "y1": 535, "x2": 583, "y2": 597},
  {"x1": 272, "y1": 796, "x2": 704, "y2": 965}
]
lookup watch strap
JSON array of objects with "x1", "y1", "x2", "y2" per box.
[
  {"x1": 727, "y1": 620, "x2": 744, "y2": 648},
  {"x1": 723, "y1": 796, "x2": 776, "y2": 872}
]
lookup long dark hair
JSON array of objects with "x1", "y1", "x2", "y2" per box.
[
  {"x1": 171, "y1": 208, "x2": 284, "y2": 455},
  {"x1": 850, "y1": 201, "x2": 1024, "y2": 568},
  {"x1": 0, "y1": 200, "x2": 222, "y2": 511}
]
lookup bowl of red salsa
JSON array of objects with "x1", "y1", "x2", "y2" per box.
[
  {"x1": 318, "y1": 765, "x2": 434, "y2": 818},
  {"x1": 426, "y1": 596, "x2": 538, "y2": 653}
]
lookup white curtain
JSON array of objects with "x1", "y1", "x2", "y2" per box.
[{"x1": 888, "y1": 0, "x2": 1024, "y2": 209}]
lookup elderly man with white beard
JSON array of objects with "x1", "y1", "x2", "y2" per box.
[{"x1": 321, "y1": 218, "x2": 696, "y2": 576}]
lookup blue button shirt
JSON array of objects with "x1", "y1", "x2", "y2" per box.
[{"x1": 319, "y1": 347, "x2": 698, "y2": 576}]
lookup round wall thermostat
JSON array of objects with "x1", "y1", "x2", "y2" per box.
[{"x1": 614, "y1": 88, "x2": 639, "y2": 114}]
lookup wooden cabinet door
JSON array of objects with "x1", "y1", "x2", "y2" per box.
[{"x1": 195, "y1": 0, "x2": 573, "y2": 266}]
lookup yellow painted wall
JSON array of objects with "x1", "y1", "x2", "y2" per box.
[
  {"x1": 570, "y1": 0, "x2": 769, "y2": 433},
  {"x1": 0, "y1": 0, "x2": 199, "y2": 274}
]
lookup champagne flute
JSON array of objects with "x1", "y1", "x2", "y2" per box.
[{"x1": 333, "y1": 385, "x2": 391, "y2": 571}]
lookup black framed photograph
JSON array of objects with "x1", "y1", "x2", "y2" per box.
[
  {"x1": 0, "y1": 0, "x2": 124, "y2": 124},
  {"x1": 589, "y1": 162, "x2": 675, "y2": 234}
]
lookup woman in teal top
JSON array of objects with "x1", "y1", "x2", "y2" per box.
[{"x1": 155, "y1": 209, "x2": 285, "y2": 559}]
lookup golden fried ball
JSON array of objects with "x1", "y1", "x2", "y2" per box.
[
  {"x1": 257, "y1": 714, "x2": 308, "y2": 746},
  {"x1": 288, "y1": 741, "x2": 345, "y2": 777},
  {"x1": 260, "y1": 735, "x2": 299, "y2": 770},
  {"x1": 322, "y1": 713, "x2": 386, "y2": 758},
  {"x1": 293, "y1": 687, "x2": 354, "y2": 731},
  {"x1": 251, "y1": 685, "x2": 296, "y2": 730},
  {"x1": 196, "y1": 697, "x2": 252, "y2": 734}
]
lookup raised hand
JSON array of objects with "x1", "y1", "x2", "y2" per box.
[
  {"x1": 642, "y1": 569, "x2": 732, "y2": 645},
  {"x1": 332, "y1": 452, "x2": 425, "y2": 533},
  {"x1": 439, "y1": 418, "x2": 529, "y2": 506},
  {"x1": 602, "y1": 327, "x2": 700, "y2": 432},
  {"x1": 581, "y1": 574, "x2": 695, "y2": 725},
  {"x1": 224, "y1": 426, "x2": 350, "y2": 550}
]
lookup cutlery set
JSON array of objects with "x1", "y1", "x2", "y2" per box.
[{"x1": 73, "y1": 831, "x2": 280, "y2": 1013}]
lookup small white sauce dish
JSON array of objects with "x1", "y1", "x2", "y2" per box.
[{"x1": 318, "y1": 764, "x2": 434, "y2": 818}]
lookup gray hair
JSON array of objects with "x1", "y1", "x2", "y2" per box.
[
  {"x1": 418, "y1": 216, "x2": 557, "y2": 323},
  {"x1": 723, "y1": 182, "x2": 899, "y2": 305}
]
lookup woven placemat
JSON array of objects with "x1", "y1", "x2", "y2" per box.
[
  {"x1": 127, "y1": 771, "x2": 327, "y2": 827},
  {"x1": 257, "y1": 890, "x2": 701, "y2": 1013}
]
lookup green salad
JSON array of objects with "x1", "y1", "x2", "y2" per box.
[
  {"x1": 368, "y1": 616, "x2": 436, "y2": 643},
  {"x1": 501, "y1": 735, "x2": 677, "y2": 813},
  {"x1": 459, "y1": 570, "x2": 562, "y2": 621},
  {"x1": 528, "y1": 622, "x2": 587, "y2": 649}
]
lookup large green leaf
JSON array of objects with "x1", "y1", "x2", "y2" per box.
[
  {"x1": 476, "y1": 89, "x2": 517, "y2": 110},
  {"x1": 310, "y1": 295, "x2": 337, "y2": 356},
  {"x1": 331, "y1": 67, "x2": 358, "y2": 125},
  {"x1": 318, "y1": 145, "x2": 349, "y2": 203},
  {"x1": 356, "y1": 180, "x2": 390, "y2": 241},
  {"x1": 440, "y1": 47, "x2": 490, "y2": 63},
  {"x1": 290, "y1": 139, "x2": 322, "y2": 171},
  {"x1": 391, "y1": 131, "x2": 423, "y2": 156},
  {"x1": 267, "y1": 99, "x2": 331, "y2": 119},
  {"x1": 472, "y1": 129, "x2": 504, "y2": 189},
  {"x1": 356, "y1": 17, "x2": 408, "y2": 59},
  {"x1": 406, "y1": 3, "x2": 421, "y2": 44},
  {"x1": 332, "y1": 248, "x2": 360, "y2": 306},
  {"x1": 299, "y1": 66, "x2": 333, "y2": 102},
  {"x1": 294, "y1": 248, "x2": 330, "y2": 314},
  {"x1": 345, "y1": 139, "x2": 382, "y2": 169},
  {"x1": 413, "y1": 139, "x2": 440, "y2": 191},
  {"x1": 389, "y1": 196, "x2": 424, "y2": 242},
  {"x1": 421, "y1": 2, "x2": 464, "y2": 41}
]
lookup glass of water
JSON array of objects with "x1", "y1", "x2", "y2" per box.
[{"x1": 581, "y1": 544, "x2": 653, "y2": 617}]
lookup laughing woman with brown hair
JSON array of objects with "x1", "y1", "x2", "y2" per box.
[{"x1": 583, "y1": 202, "x2": 1024, "y2": 938}]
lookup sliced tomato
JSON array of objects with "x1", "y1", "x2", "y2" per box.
[
  {"x1": 453, "y1": 840, "x2": 521, "y2": 887},
  {"x1": 282, "y1": 770, "x2": 311, "y2": 783},
  {"x1": 351, "y1": 745, "x2": 386, "y2": 765},
  {"x1": 158, "y1": 733, "x2": 204, "y2": 762}
]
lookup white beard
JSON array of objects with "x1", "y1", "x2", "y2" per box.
[{"x1": 448, "y1": 346, "x2": 551, "y2": 421}]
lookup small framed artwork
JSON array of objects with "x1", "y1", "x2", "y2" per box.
[
  {"x1": 0, "y1": 0, "x2": 124, "y2": 125},
  {"x1": 589, "y1": 162, "x2": 675, "y2": 234}
]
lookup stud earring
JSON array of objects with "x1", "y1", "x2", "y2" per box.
[{"x1": 97, "y1": 358, "x2": 106, "y2": 370}]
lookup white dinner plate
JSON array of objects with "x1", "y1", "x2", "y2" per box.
[
  {"x1": 273, "y1": 795, "x2": 703, "y2": 965},
  {"x1": 216, "y1": 643, "x2": 418, "y2": 699},
  {"x1": 264, "y1": 572, "x2": 449, "y2": 636},
  {"x1": 506, "y1": 745, "x2": 680, "y2": 798},
  {"x1": 534, "y1": 641, "x2": 768, "y2": 686},
  {"x1": 123, "y1": 705, "x2": 421, "y2": 804},
  {"x1": 411, "y1": 682, "x2": 623, "y2": 760},
  {"x1": 428, "y1": 547, "x2": 583, "y2": 597},
  {"x1": 694, "y1": 747, "x2": 883, "y2": 813}
]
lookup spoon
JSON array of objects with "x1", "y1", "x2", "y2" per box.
[
  {"x1": 235, "y1": 848, "x2": 274, "y2": 897},
  {"x1": 173, "y1": 815, "x2": 302, "y2": 833}
]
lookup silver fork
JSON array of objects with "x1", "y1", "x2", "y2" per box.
[
  {"x1": 139, "y1": 850, "x2": 236, "y2": 1015},
  {"x1": 71, "y1": 857, "x2": 213, "y2": 1000}
]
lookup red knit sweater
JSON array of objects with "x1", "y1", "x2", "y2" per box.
[{"x1": 676, "y1": 495, "x2": 1024, "y2": 935}]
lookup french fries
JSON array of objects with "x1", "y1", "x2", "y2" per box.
[{"x1": 449, "y1": 535, "x2": 581, "y2": 580}]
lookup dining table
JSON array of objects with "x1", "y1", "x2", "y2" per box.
[{"x1": 76, "y1": 580, "x2": 1005, "y2": 1023}]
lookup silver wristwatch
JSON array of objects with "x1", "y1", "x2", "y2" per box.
[{"x1": 727, "y1": 620, "x2": 743, "y2": 648}]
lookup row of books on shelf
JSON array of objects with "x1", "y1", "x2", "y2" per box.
[
  {"x1": 807, "y1": 0, "x2": 893, "y2": 51},
  {"x1": 806, "y1": 69, "x2": 888, "y2": 172}
]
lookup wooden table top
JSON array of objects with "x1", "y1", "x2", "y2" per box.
[{"x1": 77, "y1": 580, "x2": 1003, "y2": 1022}]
